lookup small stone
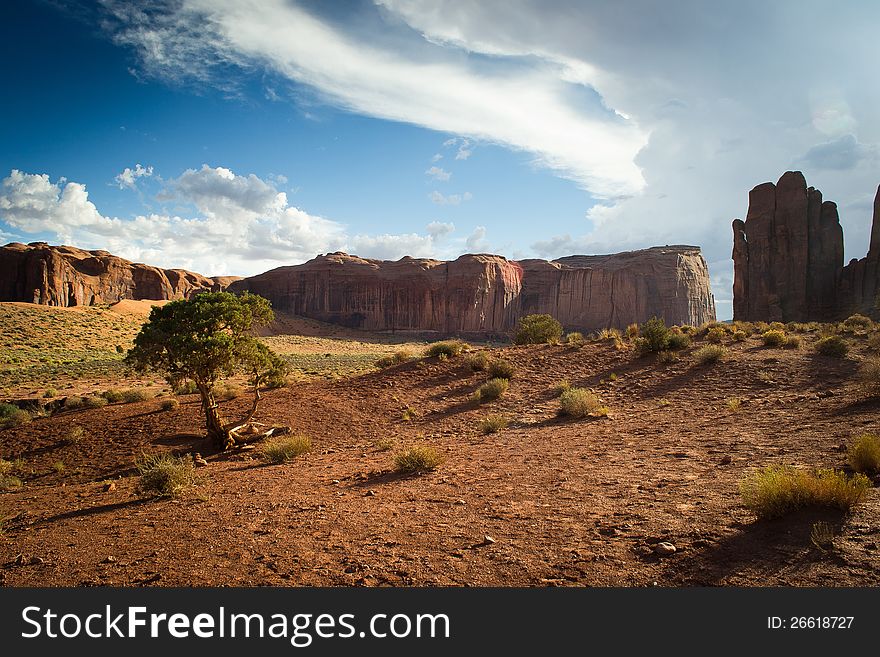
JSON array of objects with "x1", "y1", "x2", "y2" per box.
[
  {"x1": 193, "y1": 453, "x2": 209, "y2": 467},
  {"x1": 454, "y1": 499, "x2": 466, "y2": 505},
  {"x1": 718, "y1": 455, "x2": 732, "y2": 466},
  {"x1": 331, "y1": 479, "x2": 340, "y2": 485},
  {"x1": 29, "y1": 556, "x2": 44, "y2": 565},
  {"x1": 653, "y1": 542, "x2": 676, "y2": 556},
  {"x1": 103, "y1": 482, "x2": 116, "y2": 492},
  {"x1": 103, "y1": 556, "x2": 117, "y2": 564},
  {"x1": 483, "y1": 535, "x2": 496, "y2": 544},
  {"x1": 364, "y1": 490, "x2": 376, "y2": 497}
]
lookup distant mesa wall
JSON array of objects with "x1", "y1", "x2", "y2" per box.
[
  {"x1": 228, "y1": 246, "x2": 716, "y2": 334},
  {"x1": 732, "y1": 171, "x2": 880, "y2": 322},
  {"x1": 0, "y1": 242, "x2": 239, "y2": 306}
]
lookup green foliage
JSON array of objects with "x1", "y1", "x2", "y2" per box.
[
  {"x1": 638, "y1": 316, "x2": 671, "y2": 353},
  {"x1": 732, "y1": 330, "x2": 747, "y2": 342},
  {"x1": 858, "y1": 357, "x2": 880, "y2": 395},
  {"x1": 0, "y1": 403, "x2": 30, "y2": 428},
  {"x1": 740, "y1": 465, "x2": 870, "y2": 519},
  {"x1": 761, "y1": 330, "x2": 786, "y2": 347},
  {"x1": 394, "y1": 445, "x2": 442, "y2": 473},
  {"x1": 262, "y1": 435, "x2": 312, "y2": 464},
  {"x1": 552, "y1": 380, "x2": 571, "y2": 396},
  {"x1": 783, "y1": 335, "x2": 801, "y2": 350},
  {"x1": 843, "y1": 314, "x2": 873, "y2": 331},
  {"x1": 706, "y1": 327, "x2": 727, "y2": 344},
  {"x1": 475, "y1": 377, "x2": 509, "y2": 402},
  {"x1": 376, "y1": 349, "x2": 417, "y2": 368},
  {"x1": 174, "y1": 380, "x2": 198, "y2": 395},
  {"x1": 514, "y1": 314, "x2": 563, "y2": 345},
  {"x1": 424, "y1": 340, "x2": 469, "y2": 358},
  {"x1": 848, "y1": 434, "x2": 880, "y2": 475},
  {"x1": 815, "y1": 335, "x2": 849, "y2": 358},
  {"x1": 43, "y1": 388, "x2": 58, "y2": 398},
  {"x1": 487, "y1": 358, "x2": 516, "y2": 380},
  {"x1": 666, "y1": 332, "x2": 691, "y2": 350},
  {"x1": 121, "y1": 388, "x2": 151, "y2": 403},
  {"x1": 693, "y1": 345, "x2": 725, "y2": 365},
  {"x1": 160, "y1": 399, "x2": 179, "y2": 412},
  {"x1": 479, "y1": 414, "x2": 508, "y2": 434},
  {"x1": 559, "y1": 387, "x2": 602, "y2": 418},
  {"x1": 136, "y1": 453, "x2": 197, "y2": 497},
  {"x1": 0, "y1": 459, "x2": 23, "y2": 490}
]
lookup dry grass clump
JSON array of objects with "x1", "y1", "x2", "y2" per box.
[
  {"x1": 656, "y1": 350, "x2": 679, "y2": 365},
  {"x1": 842, "y1": 314, "x2": 873, "y2": 331},
  {"x1": 394, "y1": 445, "x2": 442, "y2": 473},
  {"x1": 857, "y1": 357, "x2": 880, "y2": 395},
  {"x1": 213, "y1": 381, "x2": 243, "y2": 400},
  {"x1": 160, "y1": 398, "x2": 179, "y2": 412},
  {"x1": 478, "y1": 414, "x2": 508, "y2": 434},
  {"x1": 136, "y1": 453, "x2": 197, "y2": 497},
  {"x1": 635, "y1": 316, "x2": 689, "y2": 354},
  {"x1": 424, "y1": 340, "x2": 469, "y2": 358},
  {"x1": 739, "y1": 465, "x2": 871, "y2": 519},
  {"x1": 783, "y1": 335, "x2": 801, "y2": 349},
  {"x1": 82, "y1": 395, "x2": 108, "y2": 409},
  {"x1": 373, "y1": 438, "x2": 396, "y2": 452},
  {"x1": 121, "y1": 388, "x2": 151, "y2": 403},
  {"x1": 552, "y1": 380, "x2": 571, "y2": 396},
  {"x1": 474, "y1": 378, "x2": 509, "y2": 402},
  {"x1": 376, "y1": 350, "x2": 417, "y2": 368},
  {"x1": 102, "y1": 389, "x2": 125, "y2": 403},
  {"x1": 174, "y1": 380, "x2": 198, "y2": 395},
  {"x1": 706, "y1": 326, "x2": 727, "y2": 344},
  {"x1": 564, "y1": 331, "x2": 584, "y2": 345},
  {"x1": 261, "y1": 434, "x2": 312, "y2": 464},
  {"x1": 726, "y1": 397, "x2": 741, "y2": 412},
  {"x1": 732, "y1": 330, "x2": 747, "y2": 341},
  {"x1": 693, "y1": 344, "x2": 725, "y2": 365},
  {"x1": 558, "y1": 387, "x2": 602, "y2": 418},
  {"x1": 0, "y1": 403, "x2": 30, "y2": 428},
  {"x1": 761, "y1": 330, "x2": 786, "y2": 347},
  {"x1": 848, "y1": 434, "x2": 880, "y2": 475},
  {"x1": 0, "y1": 459, "x2": 23, "y2": 490},
  {"x1": 815, "y1": 335, "x2": 849, "y2": 358},
  {"x1": 466, "y1": 351, "x2": 490, "y2": 371},
  {"x1": 666, "y1": 331, "x2": 691, "y2": 350},
  {"x1": 625, "y1": 323, "x2": 640, "y2": 339},
  {"x1": 487, "y1": 358, "x2": 516, "y2": 380}
]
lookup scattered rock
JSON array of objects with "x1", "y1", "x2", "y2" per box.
[
  {"x1": 102, "y1": 482, "x2": 116, "y2": 492},
  {"x1": 193, "y1": 453, "x2": 208, "y2": 467},
  {"x1": 102, "y1": 556, "x2": 117, "y2": 564},
  {"x1": 653, "y1": 542, "x2": 677, "y2": 556},
  {"x1": 29, "y1": 556, "x2": 44, "y2": 565},
  {"x1": 718, "y1": 455, "x2": 733, "y2": 466}
]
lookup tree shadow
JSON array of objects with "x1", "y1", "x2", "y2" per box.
[
  {"x1": 34, "y1": 498, "x2": 154, "y2": 527},
  {"x1": 668, "y1": 509, "x2": 848, "y2": 585},
  {"x1": 346, "y1": 468, "x2": 430, "y2": 488}
]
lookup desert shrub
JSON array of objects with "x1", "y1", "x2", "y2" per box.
[
  {"x1": 843, "y1": 314, "x2": 873, "y2": 331},
  {"x1": 64, "y1": 396, "x2": 84, "y2": 410},
  {"x1": 402, "y1": 406, "x2": 417, "y2": 421},
  {"x1": 475, "y1": 378, "x2": 509, "y2": 402},
  {"x1": 761, "y1": 330, "x2": 786, "y2": 347},
  {"x1": 53, "y1": 461, "x2": 65, "y2": 473},
  {"x1": 122, "y1": 388, "x2": 151, "y2": 403},
  {"x1": 0, "y1": 403, "x2": 30, "y2": 428},
  {"x1": 625, "y1": 323, "x2": 640, "y2": 340},
  {"x1": 768, "y1": 321, "x2": 785, "y2": 332},
  {"x1": 466, "y1": 352, "x2": 490, "y2": 371},
  {"x1": 264, "y1": 368, "x2": 289, "y2": 389},
  {"x1": 867, "y1": 333, "x2": 880, "y2": 352},
  {"x1": 666, "y1": 332, "x2": 691, "y2": 350},
  {"x1": 656, "y1": 350, "x2": 679, "y2": 365},
  {"x1": 160, "y1": 399, "x2": 179, "y2": 412},
  {"x1": 174, "y1": 380, "x2": 198, "y2": 395},
  {"x1": 376, "y1": 350, "x2": 416, "y2": 368},
  {"x1": 479, "y1": 414, "x2": 508, "y2": 434},
  {"x1": 678, "y1": 324, "x2": 698, "y2": 336},
  {"x1": 608, "y1": 373, "x2": 618, "y2": 382},
  {"x1": 559, "y1": 387, "x2": 602, "y2": 418},
  {"x1": 848, "y1": 434, "x2": 880, "y2": 475},
  {"x1": 487, "y1": 358, "x2": 516, "y2": 380},
  {"x1": 394, "y1": 445, "x2": 442, "y2": 473},
  {"x1": 137, "y1": 453, "x2": 196, "y2": 497},
  {"x1": 565, "y1": 331, "x2": 584, "y2": 345},
  {"x1": 783, "y1": 335, "x2": 801, "y2": 350},
  {"x1": 552, "y1": 380, "x2": 571, "y2": 396},
  {"x1": 0, "y1": 459, "x2": 23, "y2": 490},
  {"x1": 693, "y1": 345, "x2": 725, "y2": 365},
  {"x1": 815, "y1": 335, "x2": 849, "y2": 358},
  {"x1": 373, "y1": 438, "x2": 396, "y2": 452},
  {"x1": 64, "y1": 426, "x2": 85, "y2": 445},
  {"x1": 706, "y1": 327, "x2": 727, "y2": 344},
  {"x1": 82, "y1": 395, "x2": 108, "y2": 409},
  {"x1": 425, "y1": 340, "x2": 469, "y2": 358},
  {"x1": 732, "y1": 330, "x2": 747, "y2": 342},
  {"x1": 43, "y1": 388, "x2": 58, "y2": 398},
  {"x1": 514, "y1": 314, "x2": 563, "y2": 345},
  {"x1": 857, "y1": 357, "x2": 880, "y2": 395},
  {"x1": 739, "y1": 465, "x2": 871, "y2": 519},
  {"x1": 102, "y1": 389, "x2": 125, "y2": 403},
  {"x1": 261, "y1": 435, "x2": 312, "y2": 464},
  {"x1": 213, "y1": 381, "x2": 243, "y2": 400},
  {"x1": 638, "y1": 316, "x2": 671, "y2": 353},
  {"x1": 726, "y1": 397, "x2": 741, "y2": 412}
]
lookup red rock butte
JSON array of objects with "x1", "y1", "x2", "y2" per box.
[
  {"x1": 228, "y1": 247, "x2": 716, "y2": 334},
  {"x1": 732, "y1": 171, "x2": 880, "y2": 322}
]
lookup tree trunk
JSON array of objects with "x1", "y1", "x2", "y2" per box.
[{"x1": 196, "y1": 380, "x2": 232, "y2": 449}]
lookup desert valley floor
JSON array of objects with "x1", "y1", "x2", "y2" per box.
[{"x1": 2, "y1": 304, "x2": 880, "y2": 587}]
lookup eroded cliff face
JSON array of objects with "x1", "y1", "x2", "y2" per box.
[
  {"x1": 732, "y1": 172, "x2": 880, "y2": 322},
  {"x1": 0, "y1": 242, "x2": 238, "y2": 306},
  {"x1": 229, "y1": 246, "x2": 716, "y2": 334}
]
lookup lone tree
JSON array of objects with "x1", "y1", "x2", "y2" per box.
[{"x1": 125, "y1": 292, "x2": 288, "y2": 450}]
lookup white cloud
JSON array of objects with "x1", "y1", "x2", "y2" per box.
[
  {"x1": 102, "y1": 0, "x2": 648, "y2": 198},
  {"x1": 425, "y1": 166, "x2": 451, "y2": 181},
  {"x1": 430, "y1": 153, "x2": 442, "y2": 163},
  {"x1": 114, "y1": 163, "x2": 153, "y2": 189},
  {"x1": 426, "y1": 221, "x2": 454, "y2": 238},
  {"x1": 465, "y1": 225, "x2": 489, "y2": 252},
  {"x1": 429, "y1": 190, "x2": 472, "y2": 205}
]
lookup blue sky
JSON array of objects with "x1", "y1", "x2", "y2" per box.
[{"x1": 2, "y1": 1, "x2": 880, "y2": 320}]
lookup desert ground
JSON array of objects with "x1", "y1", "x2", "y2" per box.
[{"x1": 2, "y1": 304, "x2": 880, "y2": 587}]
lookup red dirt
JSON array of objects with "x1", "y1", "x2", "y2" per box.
[{"x1": 2, "y1": 334, "x2": 880, "y2": 587}]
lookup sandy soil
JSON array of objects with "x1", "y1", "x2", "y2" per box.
[{"x1": 2, "y1": 335, "x2": 879, "y2": 587}]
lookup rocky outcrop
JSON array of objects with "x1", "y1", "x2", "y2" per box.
[
  {"x1": 0, "y1": 242, "x2": 238, "y2": 306},
  {"x1": 732, "y1": 172, "x2": 880, "y2": 322},
  {"x1": 229, "y1": 246, "x2": 716, "y2": 334}
]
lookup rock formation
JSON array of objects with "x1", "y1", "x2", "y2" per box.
[
  {"x1": 0, "y1": 242, "x2": 238, "y2": 306},
  {"x1": 732, "y1": 172, "x2": 880, "y2": 322},
  {"x1": 229, "y1": 246, "x2": 716, "y2": 334}
]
